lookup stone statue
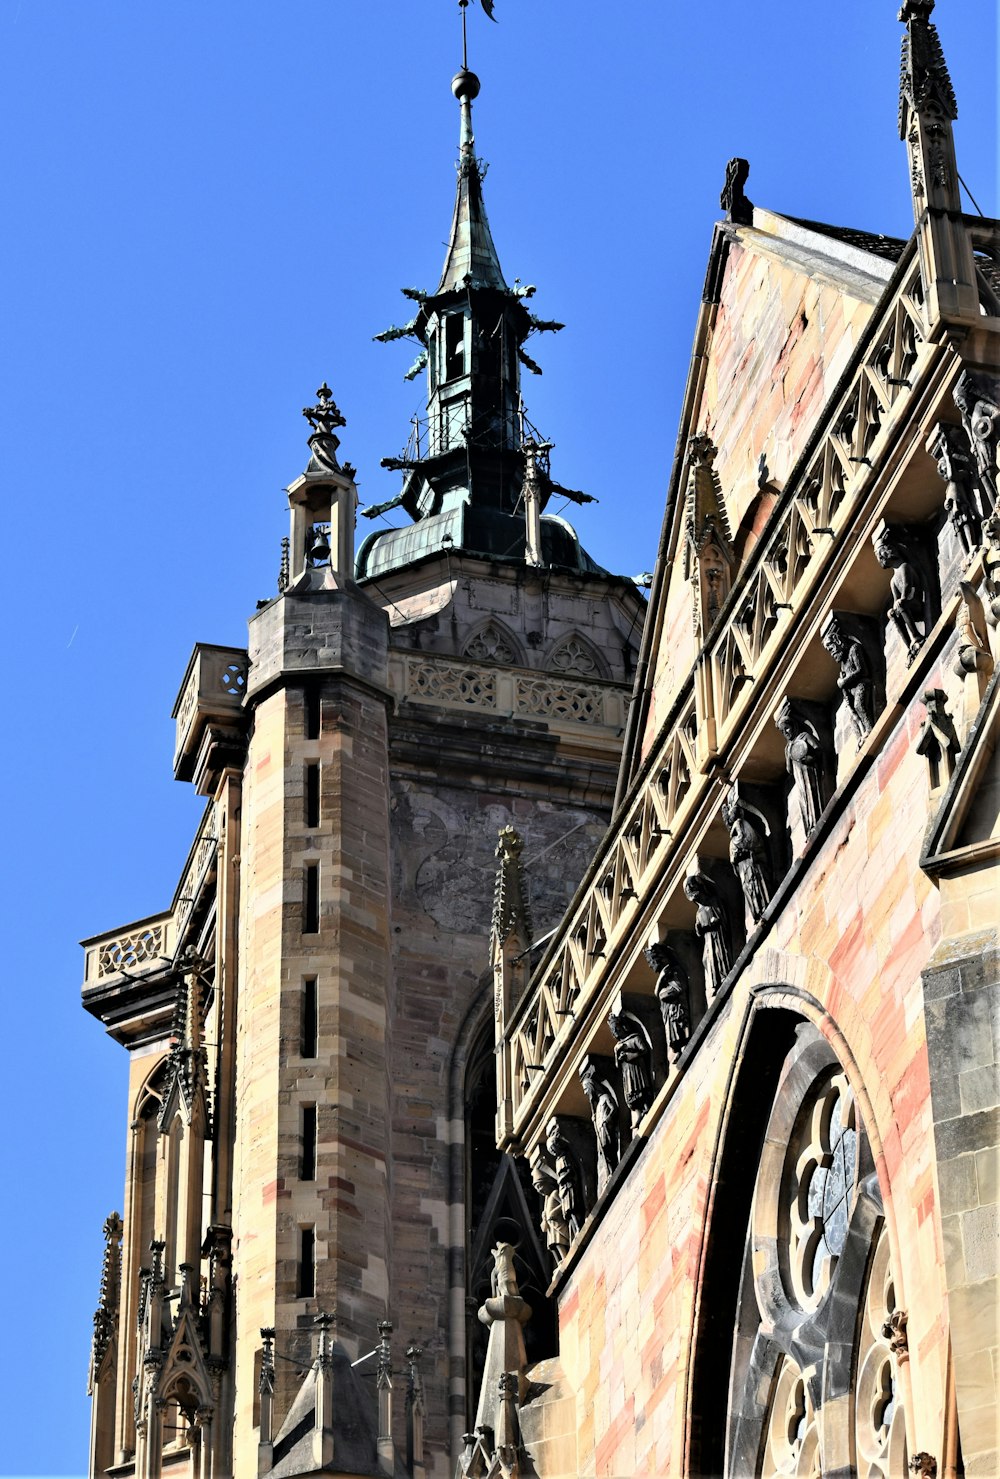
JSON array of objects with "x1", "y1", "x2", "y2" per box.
[
  {"x1": 775, "y1": 698, "x2": 828, "y2": 836},
  {"x1": 928, "y1": 422, "x2": 983, "y2": 559},
  {"x1": 530, "y1": 1153, "x2": 570, "y2": 1271},
  {"x1": 683, "y1": 868, "x2": 732, "y2": 1001},
  {"x1": 983, "y1": 513, "x2": 1000, "y2": 627},
  {"x1": 954, "y1": 370, "x2": 999, "y2": 510},
  {"x1": 822, "y1": 613, "x2": 875, "y2": 742},
  {"x1": 644, "y1": 942, "x2": 690, "y2": 1063},
  {"x1": 873, "y1": 522, "x2": 934, "y2": 663},
  {"x1": 607, "y1": 1011, "x2": 654, "y2": 1131},
  {"x1": 490, "y1": 1241, "x2": 519, "y2": 1298},
  {"x1": 579, "y1": 1056, "x2": 621, "y2": 1194},
  {"x1": 953, "y1": 581, "x2": 993, "y2": 681},
  {"x1": 545, "y1": 1118, "x2": 585, "y2": 1241},
  {"x1": 721, "y1": 790, "x2": 772, "y2": 923}
]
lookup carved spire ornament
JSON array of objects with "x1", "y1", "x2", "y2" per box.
[
  {"x1": 302, "y1": 382, "x2": 346, "y2": 475},
  {"x1": 684, "y1": 434, "x2": 735, "y2": 638},
  {"x1": 492, "y1": 825, "x2": 532, "y2": 949},
  {"x1": 90, "y1": 1212, "x2": 123, "y2": 1380},
  {"x1": 897, "y1": 0, "x2": 979, "y2": 325}
]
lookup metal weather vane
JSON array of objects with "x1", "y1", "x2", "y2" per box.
[{"x1": 458, "y1": 0, "x2": 496, "y2": 72}]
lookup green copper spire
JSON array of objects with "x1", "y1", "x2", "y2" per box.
[
  {"x1": 361, "y1": 63, "x2": 603, "y2": 581},
  {"x1": 437, "y1": 68, "x2": 507, "y2": 294}
]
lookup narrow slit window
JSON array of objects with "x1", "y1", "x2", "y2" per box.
[
  {"x1": 304, "y1": 864, "x2": 319, "y2": 934},
  {"x1": 305, "y1": 684, "x2": 321, "y2": 740},
  {"x1": 301, "y1": 1105, "x2": 317, "y2": 1181},
  {"x1": 302, "y1": 978, "x2": 318, "y2": 1058},
  {"x1": 306, "y1": 764, "x2": 320, "y2": 828},
  {"x1": 298, "y1": 1227, "x2": 315, "y2": 1298}
]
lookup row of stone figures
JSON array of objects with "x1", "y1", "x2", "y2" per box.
[
  {"x1": 822, "y1": 382, "x2": 999, "y2": 748},
  {"x1": 521, "y1": 374, "x2": 1000, "y2": 1275}
]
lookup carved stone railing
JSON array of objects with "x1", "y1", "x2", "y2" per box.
[
  {"x1": 700, "y1": 245, "x2": 932, "y2": 761},
  {"x1": 173, "y1": 804, "x2": 219, "y2": 938},
  {"x1": 969, "y1": 219, "x2": 1000, "y2": 318},
  {"x1": 173, "y1": 644, "x2": 249, "y2": 783},
  {"x1": 503, "y1": 686, "x2": 699, "y2": 1129},
  {"x1": 83, "y1": 912, "x2": 174, "y2": 986},
  {"x1": 392, "y1": 652, "x2": 628, "y2": 731}
]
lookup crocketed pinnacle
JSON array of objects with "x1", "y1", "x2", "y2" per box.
[
  {"x1": 898, "y1": 0, "x2": 958, "y2": 137},
  {"x1": 437, "y1": 67, "x2": 508, "y2": 294}
]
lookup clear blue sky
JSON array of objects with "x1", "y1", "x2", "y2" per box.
[{"x1": 0, "y1": 2, "x2": 994, "y2": 1473}]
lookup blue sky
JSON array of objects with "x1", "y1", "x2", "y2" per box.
[{"x1": 0, "y1": 1, "x2": 995, "y2": 1472}]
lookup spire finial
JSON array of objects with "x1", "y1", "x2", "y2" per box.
[{"x1": 896, "y1": 0, "x2": 979, "y2": 330}]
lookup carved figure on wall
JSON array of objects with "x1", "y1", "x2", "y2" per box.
[
  {"x1": 983, "y1": 513, "x2": 1000, "y2": 627},
  {"x1": 928, "y1": 422, "x2": 984, "y2": 558},
  {"x1": 954, "y1": 371, "x2": 999, "y2": 510},
  {"x1": 953, "y1": 580, "x2": 993, "y2": 681},
  {"x1": 545, "y1": 1118, "x2": 585, "y2": 1241},
  {"x1": 872, "y1": 522, "x2": 935, "y2": 663},
  {"x1": 607, "y1": 1012, "x2": 654, "y2": 1131},
  {"x1": 775, "y1": 698, "x2": 829, "y2": 836},
  {"x1": 529, "y1": 1153, "x2": 569, "y2": 1271},
  {"x1": 643, "y1": 942, "x2": 690, "y2": 1063},
  {"x1": 490, "y1": 1241, "x2": 519, "y2": 1298},
  {"x1": 881, "y1": 1307, "x2": 909, "y2": 1360},
  {"x1": 822, "y1": 613, "x2": 875, "y2": 742},
  {"x1": 683, "y1": 867, "x2": 732, "y2": 1001},
  {"x1": 721, "y1": 790, "x2": 772, "y2": 923},
  {"x1": 916, "y1": 688, "x2": 960, "y2": 792},
  {"x1": 579, "y1": 1057, "x2": 621, "y2": 1194}
]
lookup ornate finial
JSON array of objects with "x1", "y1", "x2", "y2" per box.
[
  {"x1": 303, "y1": 383, "x2": 346, "y2": 438},
  {"x1": 91, "y1": 1212, "x2": 124, "y2": 1375},
  {"x1": 492, "y1": 825, "x2": 533, "y2": 947},
  {"x1": 721, "y1": 157, "x2": 753, "y2": 225},
  {"x1": 898, "y1": 0, "x2": 957, "y2": 137},
  {"x1": 302, "y1": 384, "x2": 346, "y2": 476}
]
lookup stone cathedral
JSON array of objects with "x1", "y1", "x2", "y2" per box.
[{"x1": 83, "y1": 5, "x2": 998, "y2": 1479}]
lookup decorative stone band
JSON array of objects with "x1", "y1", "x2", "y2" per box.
[{"x1": 394, "y1": 653, "x2": 628, "y2": 730}]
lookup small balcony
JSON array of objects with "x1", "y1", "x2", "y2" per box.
[{"x1": 172, "y1": 644, "x2": 249, "y2": 787}]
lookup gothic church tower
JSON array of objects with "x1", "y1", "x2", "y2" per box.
[{"x1": 82, "y1": 54, "x2": 646, "y2": 1479}]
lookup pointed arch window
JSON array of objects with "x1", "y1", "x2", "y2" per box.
[{"x1": 464, "y1": 1020, "x2": 556, "y2": 1421}]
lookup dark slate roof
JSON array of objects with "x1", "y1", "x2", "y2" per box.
[{"x1": 785, "y1": 217, "x2": 909, "y2": 264}]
